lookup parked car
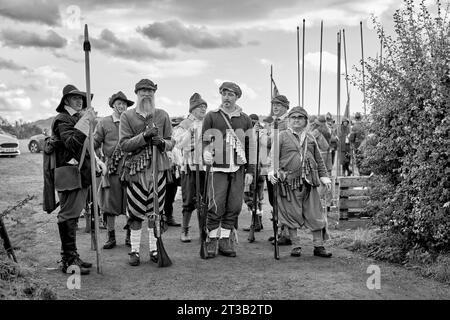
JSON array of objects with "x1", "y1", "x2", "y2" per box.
[
  {"x1": 0, "y1": 129, "x2": 20, "y2": 157},
  {"x1": 28, "y1": 130, "x2": 49, "y2": 153}
]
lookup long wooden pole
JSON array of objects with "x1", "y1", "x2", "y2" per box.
[
  {"x1": 297, "y1": 26, "x2": 300, "y2": 107},
  {"x1": 318, "y1": 20, "x2": 323, "y2": 116},
  {"x1": 337, "y1": 31, "x2": 342, "y2": 177},
  {"x1": 301, "y1": 19, "x2": 305, "y2": 107},
  {"x1": 84, "y1": 24, "x2": 102, "y2": 274},
  {"x1": 342, "y1": 29, "x2": 349, "y2": 99},
  {"x1": 360, "y1": 21, "x2": 366, "y2": 115}
]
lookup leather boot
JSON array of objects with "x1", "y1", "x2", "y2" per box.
[
  {"x1": 206, "y1": 238, "x2": 218, "y2": 258},
  {"x1": 61, "y1": 252, "x2": 90, "y2": 275},
  {"x1": 166, "y1": 215, "x2": 181, "y2": 227},
  {"x1": 218, "y1": 230, "x2": 236, "y2": 257},
  {"x1": 66, "y1": 218, "x2": 92, "y2": 268},
  {"x1": 103, "y1": 230, "x2": 116, "y2": 249},
  {"x1": 313, "y1": 246, "x2": 332, "y2": 258}
]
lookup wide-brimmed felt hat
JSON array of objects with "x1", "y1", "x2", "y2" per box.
[
  {"x1": 219, "y1": 82, "x2": 242, "y2": 98},
  {"x1": 288, "y1": 106, "x2": 308, "y2": 119},
  {"x1": 134, "y1": 79, "x2": 157, "y2": 94},
  {"x1": 189, "y1": 93, "x2": 207, "y2": 113},
  {"x1": 109, "y1": 91, "x2": 134, "y2": 108},
  {"x1": 56, "y1": 84, "x2": 93, "y2": 113}
]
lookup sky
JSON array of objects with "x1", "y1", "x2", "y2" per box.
[{"x1": 0, "y1": 0, "x2": 438, "y2": 122}]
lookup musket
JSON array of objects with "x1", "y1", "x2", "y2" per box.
[
  {"x1": 84, "y1": 24, "x2": 102, "y2": 273},
  {"x1": 272, "y1": 118, "x2": 280, "y2": 260},
  {"x1": 199, "y1": 136, "x2": 214, "y2": 259},
  {"x1": 152, "y1": 140, "x2": 172, "y2": 267},
  {"x1": 248, "y1": 125, "x2": 260, "y2": 243}
]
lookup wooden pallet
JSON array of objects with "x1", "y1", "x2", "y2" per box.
[{"x1": 337, "y1": 176, "x2": 371, "y2": 220}]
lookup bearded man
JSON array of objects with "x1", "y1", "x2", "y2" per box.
[{"x1": 119, "y1": 79, "x2": 174, "y2": 266}]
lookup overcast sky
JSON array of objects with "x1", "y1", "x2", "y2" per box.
[{"x1": 0, "y1": 0, "x2": 438, "y2": 122}]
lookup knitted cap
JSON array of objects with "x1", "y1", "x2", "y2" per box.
[{"x1": 189, "y1": 93, "x2": 207, "y2": 113}]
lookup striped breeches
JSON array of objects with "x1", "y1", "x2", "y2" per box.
[{"x1": 126, "y1": 171, "x2": 166, "y2": 222}]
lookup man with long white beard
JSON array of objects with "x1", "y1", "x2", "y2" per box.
[
  {"x1": 119, "y1": 79, "x2": 174, "y2": 266},
  {"x1": 93, "y1": 91, "x2": 134, "y2": 249}
]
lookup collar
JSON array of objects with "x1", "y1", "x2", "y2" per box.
[
  {"x1": 274, "y1": 112, "x2": 288, "y2": 121},
  {"x1": 212, "y1": 105, "x2": 243, "y2": 118},
  {"x1": 112, "y1": 112, "x2": 121, "y2": 123},
  {"x1": 187, "y1": 113, "x2": 201, "y2": 122},
  {"x1": 64, "y1": 105, "x2": 78, "y2": 116}
]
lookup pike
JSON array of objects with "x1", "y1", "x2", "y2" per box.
[
  {"x1": 248, "y1": 125, "x2": 260, "y2": 243},
  {"x1": 272, "y1": 118, "x2": 280, "y2": 260},
  {"x1": 83, "y1": 24, "x2": 102, "y2": 273},
  {"x1": 152, "y1": 141, "x2": 172, "y2": 267}
]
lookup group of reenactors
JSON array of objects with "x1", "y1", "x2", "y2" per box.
[{"x1": 50, "y1": 78, "x2": 365, "y2": 275}]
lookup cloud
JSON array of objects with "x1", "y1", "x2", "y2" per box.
[
  {"x1": 0, "y1": 84, "x2": 32, "y2": 112},
  {"x1": 89, "y1": 29, "x2": 172, "y2": 60},
  {"x1": 52, "y1": 51, "x2": 83, "y2": 63},
  {"x1": 0, "y1": 0, "x2": 60, "y2": 26},
  {"x1": 138, "y1": 20, "x2": 248, "y2": 49},
  {"x1": 259, "y1": 58, "x2": 273, "y2": 66},
  {"x1": 304, "y1": 51, "x2": 345, "y2": 74},
  {"x1": 123, "y1": 58, "x2": 209, "y2": 78},
  {"x1": 0, "y1": 29, "x2": 67, "y2": 49},
  {"x1": 0, "y1": 57, "x2": 28, "y2": 71}
]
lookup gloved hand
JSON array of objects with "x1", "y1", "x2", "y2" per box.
[
  {"x1": 245, "y1": 173, "x2": 253, "y2": 186},
  {"x1": 151, "y1": 136, "x2": 166, "y2": 151},
  {"x1": 95, "y1": 156, "x2": 107, "y2": 176},
  {"x1": 203, "y1": 150, "x2": 213, "y2": 164},
  {"x1": 143, "y1": 126, "x2": 158, "y2": 142},
  {"x1": 268, "y1": 170, "x2": 278, "y2": 184},
  {"x1": 320, "y1": 176, "x2": 332, "y2": 190}
]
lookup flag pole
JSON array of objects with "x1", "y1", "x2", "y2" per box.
[
  {"x1": 83, "y1": 24, "x2": 102, "y2": 274},
  {"x1": 318, "y1": 20, "x2": 323, "y2": 116},
  {"x1": 297, "y1": 26, "x2": 300, "y2": 107},
  {"x1": 301, "y1": 19, "x2": 305, "y2": 108}
]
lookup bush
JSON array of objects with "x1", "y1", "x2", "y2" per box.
[{"x1": 353, "y1": 0, "x2": 450, "y2": 253}]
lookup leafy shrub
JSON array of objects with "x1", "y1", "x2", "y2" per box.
[{"x1": 353, "y1": 0, "x2": 450, "y2": 253}]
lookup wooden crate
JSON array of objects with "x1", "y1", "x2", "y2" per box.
[{"x1": 338, "y1": 176, "x2": 371, "y2": 220}]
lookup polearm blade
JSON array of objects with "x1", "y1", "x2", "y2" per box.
[{"x1": 84, "y1": 24, "x2": 102, "y2": 274}]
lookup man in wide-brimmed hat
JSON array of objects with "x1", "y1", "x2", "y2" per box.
[
  {"x1": 51, "y1": 84, "x2": 103, "y2": 275},
  {"x1": 268, "y1": 106, "x2": 333, "y2": 258},
  {"x1": 93, "y1": 91, "x2": 134, "y2": 250},
  {"x1": 172, "y1": 92, "x2": 208, "y2": 243},
  {"x1": 201, "y1": 81, "x2": 255, "y2": 258},
  {"x1": 119, "y1": 79, "x2": 175, "y2": 266}
]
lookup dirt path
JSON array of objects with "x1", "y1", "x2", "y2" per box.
[{"x1": 2, "y1": 141, "x2": 450, "y2": 300}]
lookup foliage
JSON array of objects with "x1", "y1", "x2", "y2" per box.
[
  {"x1": 0, "y1": 119, "x2": 43, "y2": 139},
  {"x1": 353, "y1": 0, "x2": 450, "y2": 253}
]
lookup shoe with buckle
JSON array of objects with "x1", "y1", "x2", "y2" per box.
[
  {"x1": 313, "y1": 246, "x2": 332, "y2": 258},
  {"x1": 150, "y1": 250, "x2": 158, "y2": 263},
  {"x1": 290, "y1": 247, "x2": 302, "y2": 257},
  {"x1": 128, "y1": 252, "x2": 140, "y2": 266},
  {"x1": 218, "y1": 237, "x2": 236, "y2": 257}
]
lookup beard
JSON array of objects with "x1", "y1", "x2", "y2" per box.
[{"x1": 138, "y1": 96, "x2": 154, "y2": 113}]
